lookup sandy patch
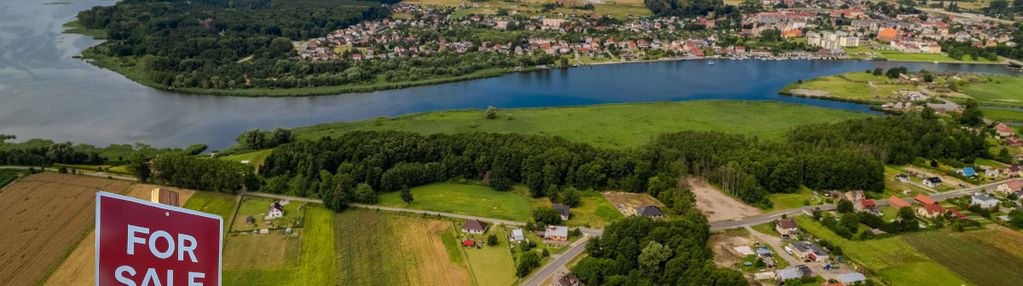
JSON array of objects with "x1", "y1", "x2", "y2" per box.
[
  {"x1": 709, "y1": 229, "x2": 754, "y2": 267},
  {"x1": 602, "y1": 191, "x2": 667, "y2": 216},
  {"x1": 789, "y1": 88, "x2": 831, "y2": 97},
  {"x1": 688, "y1": 178, "x2": 762, "y2": 222}
]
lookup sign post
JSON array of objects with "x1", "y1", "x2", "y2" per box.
[{"x1": 96, "y1": 192, "x2": 222, "y2": 286}]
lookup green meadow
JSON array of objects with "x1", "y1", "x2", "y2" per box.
[{"x1": 296, "y1": 100, "x2": 872, "y2": 148}]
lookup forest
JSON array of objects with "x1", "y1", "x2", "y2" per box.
[
  {"x1": 74, "y1": 0, "x2": 397, "y2": 91},
  {"x1": 643, "y1": 0, "x2": 729, "y2": 17},
  {"x1": 244, "y1": 112, "x2": 987, "y2": 209},
  {"x1": 572, "y1": 215, "x2": 746, "y2": 285}
]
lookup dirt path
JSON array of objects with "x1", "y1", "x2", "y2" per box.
[{"x1": 688, "y1": 178, "x2": 762, "y2": 222}]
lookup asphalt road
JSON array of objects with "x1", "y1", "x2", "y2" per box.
[{"x1": 521, "y1": 236, "x2": 591, "y2": 286}]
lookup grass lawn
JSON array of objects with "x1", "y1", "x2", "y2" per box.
[
  {"x1": 463, "y1": 226, "x2": 518, "y2": 286},
  {"x1": 0, "y1": 169, "x2": 24, "y2": 189},
  {"x1": 232, "y1": 197, "x2": 306, "y2": 232},
  {"x1": 223, "y1": 205, "x2": 336, "y2": 285},
  {"x1": 844, "y1": 45, "x2": 1000, "y2": 64},
  {"x1": 782, "y1": 72, "x2": 915, "y2": 104},
  {"x1": 565, "y1": 192, "x2": 624, "y2": 228},
  {"x1": 795, "y1": 216, "x2": 967, "y2": 285},
  {"x1": 964, "y1": 76, "x2": 1023, "y2": 107},
  {"x1": 902, "y1": 229, "x2": 1023, "y2": 286},
  {"x1": 182, "y1": 191, "x2": 238, "y2": 221},
  {"x1": 296, "y1": 100, "x2": 872, "y2": 149},
  {"x1": 335, "y1": 210, "x2": 473, "y2": 285},
  {"x1": 767, "y1": 186, "x2": 819, "y2": 211},
  {"x1": 223, "y1": 232, "x2": 302, "y2": 270},
  {"x1": 377, "y1": 183, "x2": 537, "y2": 221},
  {"x1": 220, "y1": 149, "x2": 273, "y2": 169},
  {"x1": 751, "y1": 222, "x2": 780, "y2": 237},
  {"x1": 981, "y1": 107, "x2": 1023, "y2": 122},
  {"x1": 884, "y1": 165, "x2": 932, "y2": 196}
]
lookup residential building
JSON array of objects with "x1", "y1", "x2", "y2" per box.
[
  {"x1": 923, "y1": 177, "x2": 942, "y2": 188},
  {"x1": 790, "y1": 241, "x2": 828, "y2": 262},
  {"x1": 877, "y1": 28, "x2": 900, "y2": 43},
  {"x1": 915, "y1": 194, "x2": 937, "y2": 206},
  {"x1": 996, "y1": 180, "x2": 1023, "y2": 195},
  {"x1": 544, "y1": 225, "x2": 569, "y2": 241},
  {"x1": 553, "y1": 203, "x2": 571, "y2": 221},
  {"x1": 995, "y1": 123, "x2": 1015, "y2": 137},
  {"x1": 557, "y1": 273, "x2": 580, "y2": 286},
  {"x1": 635, "y1": 205, "x2": 665, "y2": 218},
  {"x1": 917, "y1": 203, "x2": 945, "y2": 218},
  {"x1": 837, "y1": 273, "x2": 867, "y2": 285},
  {"x1": 461, "y1": 219, "x2": 488, "y2": 234},
  {"x1": 971, "y1": 192, "x2": 999, "y2": 209},
  {"x1": 266, "y1": 202, "x2": 284, "y2": 220},
  {"x1": 511, "y1": 228, "x2": 525, "y2": 243},
  {"x1": 845, "y1": 190, "x2": 865, "y2": 202},
  {"x1": 856, "y1": 199, "x2": 878, "y2": 212},
  {"x1": 889, "y1": 196, "x2": 912, "y2": 208},
  {"x1": 776, "y1": 218, "x2": 799, "y2": 237}
]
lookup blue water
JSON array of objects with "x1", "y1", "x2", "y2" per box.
[{"x1": 0, "y1": 0, "x2": 1018, "y2": 149}]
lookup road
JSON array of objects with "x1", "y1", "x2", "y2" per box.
[{"x1": 521, "y1": 236, "x2": 591, "y2": 286}]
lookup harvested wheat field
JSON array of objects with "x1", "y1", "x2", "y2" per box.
[
  {"x1": 43, "y1": 182, "x2": 196, "y2": 286},
  {"x1": 0, "y1": 173, "x2": 133, "y2": 286}
]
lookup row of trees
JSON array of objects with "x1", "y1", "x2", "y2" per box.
[
  {"x1": 237, "y1": 128, "x2": 296, "y2": 150},
  {"x1": 150, "y1": 154, "x2": 257, "y2": 193}
]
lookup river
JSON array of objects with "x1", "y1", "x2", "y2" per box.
[{"x1": 0, "y1": 0, "x2": 1017, "y2": 150}]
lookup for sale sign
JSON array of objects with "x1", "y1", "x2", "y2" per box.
[{"x1": 96, "y1": 192, "x2": 222, "y2": 286}]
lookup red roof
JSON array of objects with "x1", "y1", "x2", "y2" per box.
[
  {"x1": 996, "y1": 123, "x2": 1014, "y2": 133},
  {"x1": 462, "y1": 240, "x2": 475, "y2": 246},
  {"x1": 921, "y1": 203, "x2": 945, "y2": 215},
  {"x1": 915, "y1": 194, "x2": 937, "y2": 206},
  {"x1": 1009, "y1": 180, "x2": 1023, "y2": 190},
  {"x1": 889, "y1": 196, "x2": 912, "y2": 208},
  {"x1": 861, "y1": 199, "x2": 877, "y2": 208}
]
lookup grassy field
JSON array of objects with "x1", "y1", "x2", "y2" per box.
[
  {"x1": 220, "y1": 149, "x2": 273, "y2": 169},
  {"x1": 565, "y1": 192, "x2": 623, "y2": 228},
  {"x1": 844, "y1": 45, "x2": 1001, "y2": 64},
  {"x1": 378, "y1": 183, "x2": 539, "y2": 221},
  {"x1": 296, "y1": 100, "x2": 872, "y2": 149},
  {"x1": 335, "y1": 210, "x2": 472, "y2": 285},
  {"x1": 224, "y1": 206, "x2": 336, "y2": 285},
  {"x1": 182, "y1": 191, "x2": 239, "y2": 221},
  {"x1": 903, "y1": 229, "x2": 1023, "y2": 286},
  {"x1": 782, "y1": 72, "x2": 916, "y2": 104},
  {"x1": 223, "y1": 232, "x2": 302, "y2": 270},
  {"x1": 963, "y1": 76, "x2": 1023, "y2": 108},
  {"x1": 464, "y1": 226, "x2": 518, "y2": 286},
  {"x1": 766, "y1": 186, "x2": 819, "y2": 211},
  {"x1": 0, "y1": 169, "x2": 23, "y2": 189},
  {"x1": 232, "y1": 197, "x2": 306, "y2": 232},
  {"x1": 981, "y1": 107, "x2": 1023, "y2": 122},
  {"x1": 795, "y1": 216, "x2": 967, "y2": 286},
  {"x1": 406, "y1": 0, "x2": 650, "y2": 19}
]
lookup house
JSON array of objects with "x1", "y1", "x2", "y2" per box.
[
  {"x1": 915, "y1": 194, "x2": 937, "y2": 206},
  {"x1": 150, "y1": 188, "x2": 180, "y2": 207},
  {"x1": 923, "y1": 177, "x2": 942, "y2": 188},
  {"x1": 997, "y1": 180, "x2": 1023, "y2": 195},
  {"x1": 889, "y1": 196, "x2": 912, "y2": 208},
  {"x1": 557, "y1": 273, "x2": 580, "y2": 286},
  {"x1": 960, "y1": 167, "x2": 977, "y2": 177},
  {"x1": 776, "y1": 218, "x2": 799, "y2": 237},
  {"x1": 857, "y1": 199, "x2": 878, "y2": 212},
  {"x1": 836, "y1": 273, "x2": 867, "y2": 285},
  {"x1": 790, "y1": 241, "x2": 828, "y2": 262},
  {"x1": 553, "y1": 204, "x2": 571, "y2": 221},
  {"x1": 985, "y1": 167, "x2": 1002, "y2": 178},
  {"x1": 917, "y1": 203, "x2": 945, "y2": 218},
  {"x1": 1005, "y1": 165, "x2": 1021, "y2": 177},
  {"x1": 544, "y1": 225, "x2": 569, "y2": 241},
  {"x1": 266, "y1": 202, "x2": 284, "y2": 220},
  {"x1": 995, "y1": 123, "x2": 1015, "y2": 137},
  {"x1": 877, "y1": 28, "x2": 900, "y2": 43},
  {"x1": 845, "y1": 190, "x2": 866, "y2": 202},
  {"x1": 775, "y1": 267, "x2": 805, "y2": 281},
  {"x1": 511, "y1": 228, "x2": 525, "y2": 243},
  {"x1": 461, "y1": 219, "x2": 488, "y2": 234},
  {"x1": 895, "y1": 173, "x2": 910, "y2": 182},
  {"x1": 635, "y1": 205, "x2": 665, "y2": 218},
  {"x1": 462, "y1": 239, "x2": 475, "y2": 247},
  {"x1": 971, "y1": 192, "x2": 1000, "y2": 209}
]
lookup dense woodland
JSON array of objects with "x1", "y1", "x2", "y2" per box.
[
  {"x1": 644, "y1": 0, "x2": 729, "y2": 17},
  {"x1": 573, "y1": 215, "x2": 746, "y2": 285},
  {"x1": 245, "y1": 113, "x2": 988, "y2": 209},
  {"x1": 75, "y1": 0, "x2": 398, "y2": 90}
]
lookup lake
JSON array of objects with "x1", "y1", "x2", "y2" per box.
[{"x1": 0, "y1": 1, "x2": 1017, "y2": 150}]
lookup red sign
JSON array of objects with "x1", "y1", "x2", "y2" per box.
[{"x1": 96, "y1": 192, "x2": 222, "y2": 286}]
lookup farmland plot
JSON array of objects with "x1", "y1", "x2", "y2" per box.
[{"x1": 0, "y1": 173, "x2": 133, "y2": 286}]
